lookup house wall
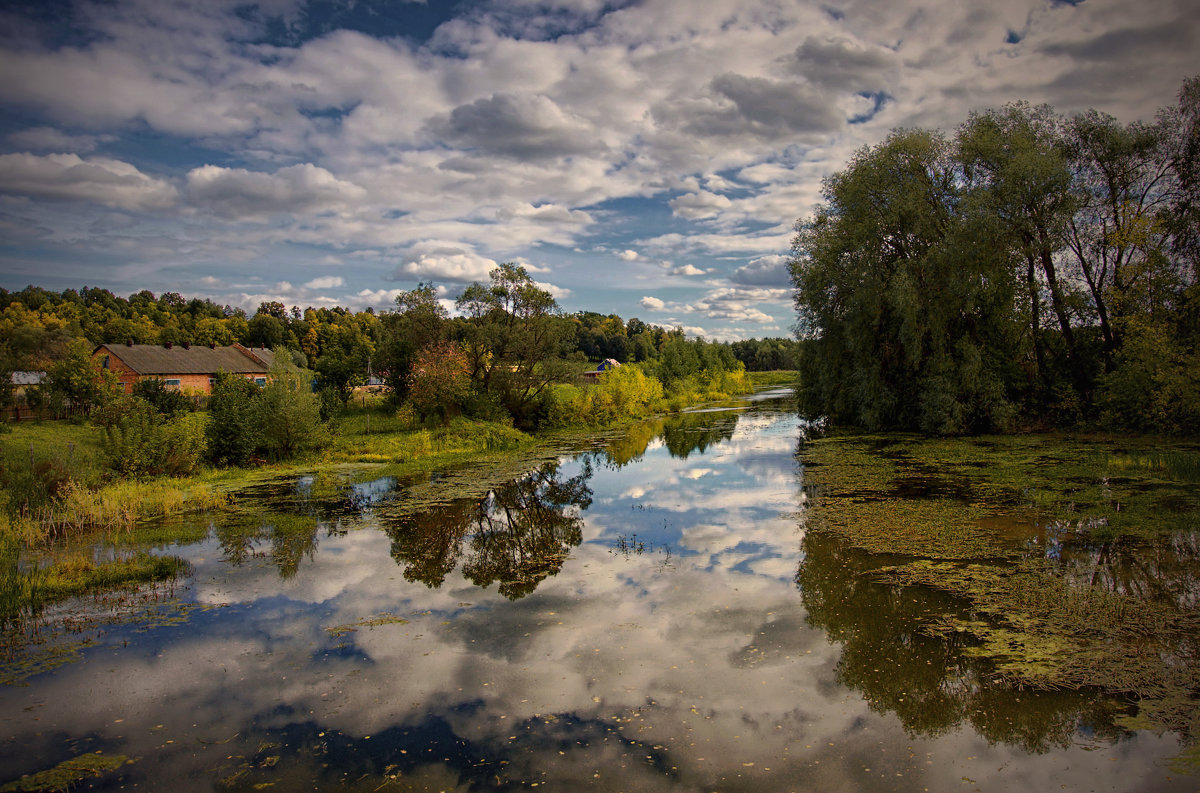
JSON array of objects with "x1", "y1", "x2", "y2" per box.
[
  {"x1": 90, "y1": 349, "x2": 267, "y2": 395},
  {"x1": 94, "y1": 351, "x2": 140, "y2": 394}
]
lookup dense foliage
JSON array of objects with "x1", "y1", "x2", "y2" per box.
[
  {"x1": 791, "y1": 77, "x2": 1200, "y2": 434},
  {"x1": 1, "y1": 271, "x2": 796, "y2": 429}
]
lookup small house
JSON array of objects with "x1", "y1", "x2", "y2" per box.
[
  {"x1": 92, "y1": 342, "x2": 276, "y2": 395},
  {"x1": 581, "y1": 358, "x2": 622, "y2": 383}
]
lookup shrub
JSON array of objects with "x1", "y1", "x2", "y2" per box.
[
  {"x1": 254, "y1": 356, "x2": 329, "y2": 460},
  {"x1": 103, "y1": 402, "x2": 207, "y2": 476},
  {"x1": 546, "y1": 365, "x2": 664, "y2": 428},
  {"x1": 132, "y1": 378, "x2": 192, "y2": 417},
  {"x1": 206, "y1": 372, "x2": 261, "y2": 465}
]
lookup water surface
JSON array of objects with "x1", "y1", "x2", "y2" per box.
[{"x1": 0, "y1": 391, "x2": 1191, "y2": 791}]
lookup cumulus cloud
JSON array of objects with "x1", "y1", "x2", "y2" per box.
[
  {"x1": 7, "y1": 126, "x2": 113, "y2": 153},
  {"x1": 732, "y1": 254, "x2": 791, "y2": 287},
  {"x1": 496, "y1": 202, "x2": 594, "y2": 227},
  {"x1": 785, "y1": 37, "x2": 895, "y2": 92},
  {"x1": 640, "y1": 296, "x2": 665, "y2": 311},
  {"x1": 669, "y1": 190, "x2": 732, "y2": 220},
  {"x1": 617, "y1": 249, "x2": 641, "y2": 262},
  {"x1": 427, "y1": 92, "x2": 601, "y2": 160},
  {"x1": 391, "y1": 240, "x2": 498, "y2": 283},
  {"x1": 186, "y1": 163, "x2": 367, "y2": 220},
  {"x1": 305, "y1": 275, "x2": 345, "y2": 289},
  {"x1": 669, "y1": 264, "x2": 706, "y2": 276},
  {"x1": 685, "y1": 286, "x2": 790, "y2": 324},
  {"x1": 0, "y1": 152, "x2": 177, "y2": 210},
  {"x1": 692, "y1": 73, "x2": 842, "y2": 139}
]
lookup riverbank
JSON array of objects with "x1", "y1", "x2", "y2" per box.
[{"x1": 0, "y1": 373, "x2": 796, "y2": 621}]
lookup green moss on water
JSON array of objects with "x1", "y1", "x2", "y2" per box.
[
  {"x1": 0, "y1": 752, "x2": 129, "y2": 791},
  {"x1": 800, "y1": 432, "x2": 1200, "y2": 556},
  {"x1": 801, "y1": 431, "x2": 1200, "y2": 762},
  {"x1": 325, "y1": 611, "x2": 409, "y2": 638}
]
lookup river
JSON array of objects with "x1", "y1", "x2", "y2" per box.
[{"x1": 0, "y1": 388, "x2": 1193, "y2": 791}]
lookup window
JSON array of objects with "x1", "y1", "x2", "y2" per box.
[
  {"x1": 254, "y1": 377, "x2": 267, "y2": 387},
  {"x1": 165, "y1": 379, "x2": 181, "y2": 390},
  {"x1": 101, "y1": 355, "x2": 109, "y2": 369}
]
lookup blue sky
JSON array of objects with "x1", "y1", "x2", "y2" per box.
[{"x1": 0, "y1": 0, "x2": 1195, "y2": 340}]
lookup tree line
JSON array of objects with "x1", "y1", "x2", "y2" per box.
[
  {"x1": 790, "y1": 76, "x2": 1199, "y2": 435},
  {"x1": 1, "y1": 265, "x2": 800, "y2": 435}
]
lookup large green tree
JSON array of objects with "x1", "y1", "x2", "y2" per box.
[
  {"x1": 378, "y1": 284, "x2": 449, "y2": 400},
  {"x1": 791, "y1": 129, "x2": 1020, "y2": 433},
  {"x1": 455, "y1": 263, "x2": 574, "y2": 426}
]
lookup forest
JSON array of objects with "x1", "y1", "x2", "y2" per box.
[{"x1": 790, "y1": 76, "x2": 1199, "y2": 435}]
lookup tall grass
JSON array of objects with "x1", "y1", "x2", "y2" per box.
[
  {"x1": 1107, "y1": 450, "x2": 1200, "y2": 482},
  {"x1": 10, "y1": 479, "x2": 228, "y2": 545}
]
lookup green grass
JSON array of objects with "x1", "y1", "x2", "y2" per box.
[
  {"x1": 747, "y1": 370, "x2": 799, "y2": 387},
  {"x1": 38, "y1": 552, "x2": 190, "y2": 603},
  {"x1": 1, "y1": 421, "x2": 105, "y2": 484},
  {"x1": 0, "y1": 753, "x2": 130, "y2": 792}
]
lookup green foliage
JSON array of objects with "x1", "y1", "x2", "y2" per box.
[
  {"x1": 792, "y1": 79, "x2": 1200, "y2": 434},
  {"x1": 103, "y1": 401, "x2": 207, "y2": 477},
  {"x1": 378, "y1": 284, "x2": 448, "y2": 401},
  {"x1": 545, "y1": 365, "x2": 665, "y2": 428},
  {"x1": 41, "y1": 337, "x2": 120, "y2": 413},
  {"x1": 253, "y1": 354, "x2": 329, "y2": 460},
  {"x1": 206, "y1": 372, "x2": 261, "y2": 466},
  {"x1": 314, "y1": 319, "x2": 374, "y2": 404},
  {"x1": 1097, "y1": 318, "x2": 1200, "y2": 434},
  {"x1": 456, "y1": 263, "x2": 575, "y2": 427},
  {"x1": 132, "y1": 377, "x2": 192, "y2": 416}
]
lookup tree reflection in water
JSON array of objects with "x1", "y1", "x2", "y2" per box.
[
  {"x1": 386, "y1": 460, "x2": 594, "y2": 599},
  {"x1": 796, "y1": 530, "x2": 1126, "y2": 753},
  {"x1": 589, "y1": 409, "x2": 740, "y2": 470},
  {"x1": 214, "y1": 512, "x2": 322, "y2": 580}
]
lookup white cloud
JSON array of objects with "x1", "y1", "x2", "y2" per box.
[
  {"x1": 732, "y1": 254, "x2": 791, "y2": 287},
  {"x1": 305, "y1": 276, "x2": 345, "y2": 290},
  {"x1": 392, "y1": 240, "x2": 498, "y2": 283},
  {"x1": 669, "y1": 264, "x2": 706, "y2": 276},
  {"x1": 617, "y1": 249, "x2": 641, "y2": 262},
  {"x1": 0, "y1": 152, "x2": 177, "y2": 210},
  {"x1": 186, "y1": 163, "x2": 367, "y2": 220},
  {"x1": 640, "y1": 296, "x2": 665, "y2": 311},
  {"x1": 669, "y1": 190, "x2": 732, "y2": 220}
]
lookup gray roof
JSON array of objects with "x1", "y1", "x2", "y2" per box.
[
  {"x1": 97, "y1": 344, "x2": 275, "y2": 375},
  {"x1": 11, "y1": 371, "x2": 46, "y2": 386}
]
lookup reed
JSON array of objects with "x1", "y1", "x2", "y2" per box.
[{"x1": 20, "y1": 479, "x2": 228, "y2": 543}]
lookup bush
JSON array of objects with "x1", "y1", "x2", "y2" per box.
[
  {"x1": 254, "y1": 355, "x2": 329, "y2": 460},
  {"x1": 207, "y1": 373, "x2": 261, "y2": 466},
  {"x1": 546, "y1": 365, "x2": 664, "y2": 428},
  {"x1": 103, "y1": 402, "x2": 207, "y2": 476},
  {"x1": 132, "y1": 378, "x2": 192, "y2": 417},
  {"x1": 408, "y1": 342, "x2": 471, "y2": 422}
]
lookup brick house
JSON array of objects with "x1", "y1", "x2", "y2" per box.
[{"x1": 92, "y1": 342, "x2": 276, "y2": 395}]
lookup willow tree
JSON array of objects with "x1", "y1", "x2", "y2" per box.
[
  {"x1": 790, "y1": 129, "x2": 1020, "y2": 433},
  {"x1": 957, "y1": 103, "x2": 1093, "y2": 411}
]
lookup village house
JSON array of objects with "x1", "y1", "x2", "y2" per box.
[{"x1": 92, "y1": 342, "x2": 276, "y2": 395}]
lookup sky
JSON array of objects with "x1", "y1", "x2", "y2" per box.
[{"x1": 0, "y1": 0, "x2": 1195, "y2": 341}]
